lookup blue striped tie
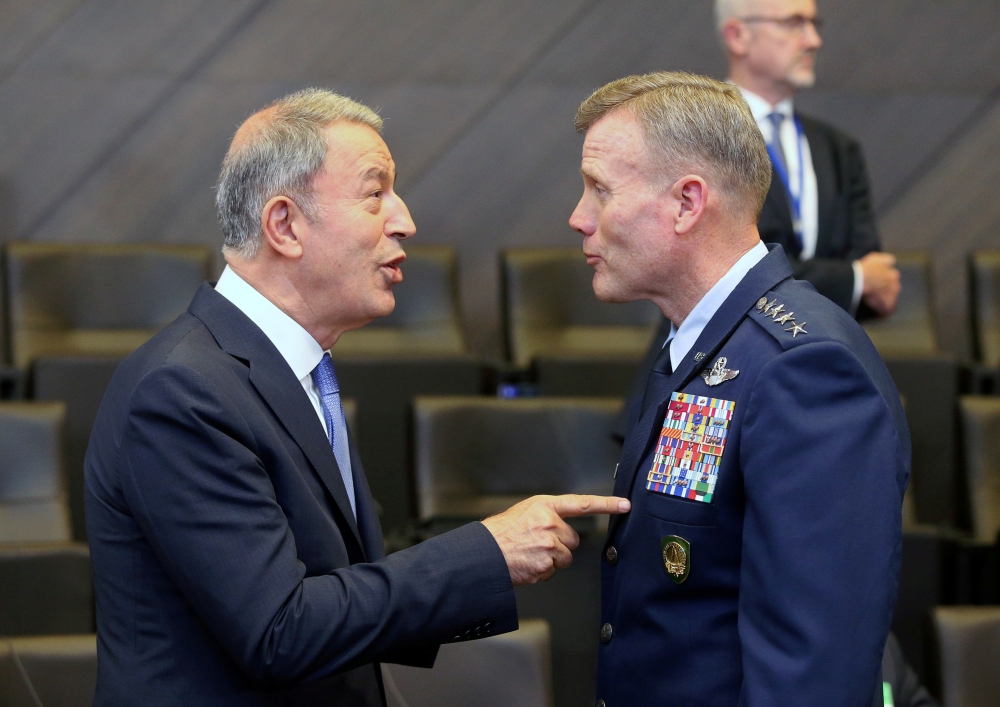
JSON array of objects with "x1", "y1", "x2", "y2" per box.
[{"x1": 311, "y1": 353, "x2": 356, "y2": 517}]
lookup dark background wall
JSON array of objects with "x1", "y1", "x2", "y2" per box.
[{"x1": 2, "y1": 0, "x2": 999, "y2": 359}]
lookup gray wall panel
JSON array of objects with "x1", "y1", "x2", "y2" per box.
[
  {"x1": 205, "y1": 0, "x2": 594, "y2": 84},
  {"x1": 0, "y1": 0, "x2": 998, "y2": 360},
  {"x1": 525, "y1": 0, "x2": 725, "y2": 85},
  {"x1": 0, "y1": 0, "x2": 82, "y2": 77},
  {"x1": 406, "y1": 86, "x2": 595, "y2": 356},
  {"x1": 881, "y1": 100, "x2": 1000, "y2": 359},
  {"x1": 795, "y1": 91, "x2": 985, "y2": 210}
]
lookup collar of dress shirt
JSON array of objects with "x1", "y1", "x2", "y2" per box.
[
  {"x1": 214, "y1": 265, "x2": 326, "y2": 381},
  {"x1": 665, "y1": 240, "x2": 770, "y2": 371},
  {"x1": 737, "y1": 85, "x2": 794, "y2": 128}
]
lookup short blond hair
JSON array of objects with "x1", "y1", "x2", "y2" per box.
[{"x1": 575, "y1": 71, "x2": 771, "y2": 220}]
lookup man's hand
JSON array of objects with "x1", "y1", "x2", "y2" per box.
[
  {"x1": 857, "y1": 251, "x2": 901, "y2": 316},
  {"x1": 481, "y1": 494, "x2": 631, "y2": 586}
]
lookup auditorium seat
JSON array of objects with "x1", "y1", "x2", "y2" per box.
[
  {"x1": 884, "y1": 357, "x2": 961, "y2": 528},
  {"x1": 862, "y1": 251, "x2": 937, "y2": 356},
  {"x1": 959, "y1": 396, "x2": 1000, "y2": 542},
  {"x1": 384, "y1": 619, "x2": 552, "y2": 707},
  {"x1": 333, "y1": 360, "x2": 490, "y2": 537},
  {"x1": 0, "y1": 635, "x2": 96, "y2": 707},
  {"x1": 0, "y1": 543, "x2": 93, "y2": 636},
  {"x1": 0, "y1": 402, "x2": 70, "y2": 544},
  {"x1": 333, "y1": 245, "x2": 466, "y2": 357},
  {"x1": 500, "y1": 248, "x2": 660, "y2": 395},
  {"x1": 970, "y1": 250, "x2": 1000, "y2": 367},
  {"x1": 6, "y1": 242, "x2": 212, "y2": 540},
  {"x1": 933, "y1": 606, "x2": 1000, "y2": 706},
  {"x1": 5, "y1": 242, "x2": 212, "y2": 369},
  {"x1": 412, "y1": 396, "x2": 622, "y2": 523}
]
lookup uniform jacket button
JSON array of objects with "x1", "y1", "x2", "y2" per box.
[
  {"x1": 605, "y1": 546, "x2": 618, "y2": 565},
  {"x1": 600, "y1": 623, "x2": 613, "y2": 644}
]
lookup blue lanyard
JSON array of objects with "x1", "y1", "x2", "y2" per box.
[{"x1": 765, "y1": 115, "x2": 805, "y2": 238}]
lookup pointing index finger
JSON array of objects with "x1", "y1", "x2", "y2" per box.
[{"x1": 551, "y1": 494, "x2": 631, "y2": 518}]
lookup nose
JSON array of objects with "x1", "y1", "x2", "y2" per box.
[
  {"x1": 387, "y1": 192, "x2": 416, "y2": 241},
  {"x1": 804, "y1": 20, "x2": 822, "y2": 49},
  {"x1": 569, "y1": 196, "x2": 595, "y2": 237}
]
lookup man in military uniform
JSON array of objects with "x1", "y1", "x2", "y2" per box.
[{"x1": 569, "y1": 71, "x2": 909, "y2": 706}]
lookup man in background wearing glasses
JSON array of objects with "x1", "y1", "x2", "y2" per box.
[{"x1": 718, "y1": 0, "x2": 900, "y2": 319}]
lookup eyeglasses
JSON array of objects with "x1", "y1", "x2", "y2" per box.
[{"x1": 739, "y1": 14, "x2": 825, "y2": 33}]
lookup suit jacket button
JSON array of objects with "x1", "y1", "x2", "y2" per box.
[
  {"x1": 596, "y1": 700, "x2": 606, "y2": 707},
  {"x1": 600, "y1": 623, "x2": 613, "y2": 643},
  {"x1": 605, "y1": 546, "x2": 618, "y2": 565}
]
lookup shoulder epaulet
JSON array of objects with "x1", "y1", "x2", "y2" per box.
[{"x1": 747, "y1": 294, "x2": 812, "y2": 348}]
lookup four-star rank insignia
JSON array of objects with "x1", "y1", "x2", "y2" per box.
[
  {"x1": 701, "y1": 356, "x2": 739, "y2": 386},
  {"x1": 662, "y1": 535, "x2": 690, "y2": 584},
  {"x1": 756, "y1": 295, "x2": 808, "y2": 338}
]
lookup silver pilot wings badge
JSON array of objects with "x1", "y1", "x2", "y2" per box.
[{"x1": 700, "y1": 357, "x2": 739, "y2": 386}]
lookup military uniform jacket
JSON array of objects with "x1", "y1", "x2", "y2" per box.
[{"x1": 597, "y1": 246, "x2": 909, "y2": 707}]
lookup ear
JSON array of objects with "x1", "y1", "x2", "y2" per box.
[
  {"x1": 670, "y1": 175, "x2": 709, "y2": 236},
  {"x1": 721, "y1": 18, "x2": 750, "y2": 57},
  {"x1": 260, "y1": 195, "x2": 306, "y2": 259}
]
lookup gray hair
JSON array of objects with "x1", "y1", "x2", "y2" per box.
[
  {"x1": 216, "y1": 88, "x2": 383, "y2": 259},
  {"x1": 714, "y1": 0, "x2": 757, "y2": 31},
  {"x1": 574, "y1": 71, "x2": 772, "y2": 220}
]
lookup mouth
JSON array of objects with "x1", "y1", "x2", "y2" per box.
[
  {"x1": 380, "y1": 253, "x2": 406, "y2": 284},
  {"x1": 584, "y1": 252, "x2": 602, "y2": 267}
]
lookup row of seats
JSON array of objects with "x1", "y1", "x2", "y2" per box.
[
  {"x1": 3, "y1": 600, "x2": 998, "y2": 705},
  {"x1": 0, "y1": 620, "x2": 554, "y2": 707},
  {"x1": 5, "y1": 392, "x2": 1000, "y2": 702},
  {"x1": 0, "y1": 243, "x2": 983, "y2": 371}
]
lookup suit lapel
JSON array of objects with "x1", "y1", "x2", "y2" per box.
[
  {"x1": 188, "y1": 284, "x2": 365, "y2": 553},
  {"x1": 800, "y1": 115, "x2": 837, "y2": 250},
  {"x1": 347, "y1": 429, "x2": 383, "y2": 561},
  {"x1": 608, "y1": 247, "x2": 794, "y2": 540}
]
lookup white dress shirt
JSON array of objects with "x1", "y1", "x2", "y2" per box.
[
  {"x1": 665, "y1": 241, "x2": 769, "y2": 370},
  {"x1": 739, "y1": 87, "x2": 864, "y2": 312},
  {"x1": 214, "y1": 265, "x2": 329, "y2": 435}
]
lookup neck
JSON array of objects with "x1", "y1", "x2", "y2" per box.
[
  {"x1": 225, "y1": 255, "x2": 346, "y2": 350},
  {"x1": 729, "y1": 66, "x2": 795, "y2": 106},
  {"x1": 652, "y1": 227, "x2": 760, "y2": 328}
]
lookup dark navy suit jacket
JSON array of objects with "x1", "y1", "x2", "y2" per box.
[
  {"x1": 597, "y1": 246, "x2": 909, "y2": 706},
  {"x1": 84, "y1": 284, "x2": 517, "y2": 706}
]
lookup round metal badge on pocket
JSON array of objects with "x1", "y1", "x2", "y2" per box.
[{"x1": 661, "y1": 535, "x2": 690, "y2": 584}]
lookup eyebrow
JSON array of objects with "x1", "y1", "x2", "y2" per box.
[{"x1": 361, "y1": 167, "x2": 392, "y2": 183}]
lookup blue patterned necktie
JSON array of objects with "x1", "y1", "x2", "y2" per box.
[{"x1": 311, "y1": 353, "x2": 356, "y2": 517}]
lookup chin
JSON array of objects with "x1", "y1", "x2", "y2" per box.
[
  {"x1": 592, "y1": 278, "x2": 633, "y2": 304},
  {"x1": 789, "y1": 69, "x2": 816, "y2": 90}
]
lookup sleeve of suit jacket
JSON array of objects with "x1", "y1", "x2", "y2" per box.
[
  {"x1": 118, "y1": 363, "x2": 517, "y2": 687},
  {"x1": 736, "y1": 341, "x2": 903, "y2": 705},
  {"x1": 792, "y1": 131, "x2": 881, "y2": 313}
]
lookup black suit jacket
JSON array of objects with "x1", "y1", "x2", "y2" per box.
[
  {"x1": 84, "y1": 284, "x2": 517, "y2": 707},
  {"x1": 758, "y1": 114, "x2": 881, "y2": 314}
]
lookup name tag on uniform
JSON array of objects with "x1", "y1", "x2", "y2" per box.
[{"x1": 646, "y1": 392, "x2": 735, "y2": 503}]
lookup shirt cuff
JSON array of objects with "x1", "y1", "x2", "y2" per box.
[{"x1": 849, "y1": 260, "x2": 865, "y2": 316}]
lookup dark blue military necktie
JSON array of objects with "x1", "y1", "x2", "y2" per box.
[
  {"x1": 311, "y1": 353, "x2": 356, "y2": 517},
  {"x1": 640, "y1": 340, "x2": 674, "y2": 417}
]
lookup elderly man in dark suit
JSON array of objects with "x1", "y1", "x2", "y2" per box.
[
  {"x1": 84, "y1": 89, "x2": 628, "y2": 707},
  {"x1": 570, "y1": 71, "x2": 909, "y2": 706}
]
